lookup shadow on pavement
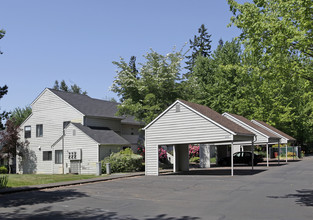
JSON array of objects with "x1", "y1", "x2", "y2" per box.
[
  {"x1": 164, "y1": 169, "x2": 266, "y2": 176},
  {"x1": 268, "y1": 189, "x2": 313, "y2": 207},
  {"x1": 0, "y1": 208, "x2": 200, "y2": 220},
  {"x1": 257, "y1": 163, "x2": 287, "y2": 167},
  {"x1": 0, "y1": 189, "x2": 88, "y2": 208}
]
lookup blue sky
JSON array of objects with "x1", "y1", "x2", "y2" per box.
[{"x1": 0, "y1": 0, "x2": 248, "y2": 112}]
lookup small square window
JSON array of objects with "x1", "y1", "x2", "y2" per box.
[
  {"x1": 43, "y1": 151, "x2": 52, "y2": 161},
  {"x1": 36, "y1": 124, "x2": 43, "y2": 137},
  {"x1": 24, "y1": 126, "x2": 31, "y2": 138}
]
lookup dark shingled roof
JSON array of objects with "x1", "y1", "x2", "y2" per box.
[
  {"x1": 226, "y1": 113, "x2": 280, "y2": 139},
  {"x1": 49, "y1": 88, "x2": 143, "y2": 125},
  {"x1": 179, "y1": 100, "x2": 254, "y2": 136},
  {"x1": 72, "y1": 123, "x2": 130, "y2": 145},
  {"x1": 252, "y1": 120, "x2": 296, "y2": 141}
]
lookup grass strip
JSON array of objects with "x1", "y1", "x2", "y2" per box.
[{"x1": 6, "y1": 174, "x2": 98, "y2": 188}]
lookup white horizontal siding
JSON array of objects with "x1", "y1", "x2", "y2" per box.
[
  {"x1": 64, "y1": 124, "x2": 99, "y2": 175},
  {"x1": 145, "y1": 143, "x2": 159, "y2": 176},
  {"x1": 145, "y1": 104, "x2": 234, "y2": 176},
  {"x1": 18, "y1": 89, "x2": 84, "y2": 174},
  {"x1": 146, "y1": 104, "x2": 232, "y2": 145},
  {"x1": 121, "y1": 124, "x2": 141, "y2": 135}
]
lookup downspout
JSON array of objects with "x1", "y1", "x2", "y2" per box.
[{"x1": 62, "y1": 126, "x2": 65, "y2": 174}]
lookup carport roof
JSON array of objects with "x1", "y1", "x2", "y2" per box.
[
  {"x1": 251, "y1": 120, "x2": 296, "y2": 141},
  {"x1": 177, "y1": 100, "x2": 254, "y2": 136},
  {"x1": 225, "y1": 113, "x2": 280, "y2": 139}
]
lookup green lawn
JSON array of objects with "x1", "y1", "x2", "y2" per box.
[{"x1": 4, "y1": 174, "x2": 98, "y2": 188}]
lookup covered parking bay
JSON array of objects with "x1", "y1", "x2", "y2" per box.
[
  {"x1": 252, "y1": 120, "x2": 296, "y2": 163},
  {"x1": 222, "y1": 113, "x2": 281, "y2": 167},
  {"x1": 144, "y1": 100, "x2": 255, "y2": 176}
]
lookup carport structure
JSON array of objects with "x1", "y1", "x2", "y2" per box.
[
  {"x1": 222, "y1": 113, "x2": 281, "y2": 167},
  {"x1": 251, "y1": 120, "x2": 296, "y2": 163},
  {"x1": 144, "y1": 100, "x2": 255, "y2": 176}
]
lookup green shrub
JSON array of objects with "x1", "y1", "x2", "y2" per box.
[
  {"x1": 101, "y1": 149, "x2": 143, "y2": 174},
  {"x1": 210, "y1": 157, "x2": 216, "y2": 164},
  {"x1": 0, "y1": 166, "x2": 8, "y2": 174},
  {"x1": 189, "y1": 157, "x2": 200, "y2": 163},
  {"x1": 120, "y1": 147, "x2": 134, "y2": 155},
  {"x1": 255, "y1": 151, "x2": 267, "y2": 158},
  {"x1": 0, "y1": 175, "x2": 8, "y2": 188}
]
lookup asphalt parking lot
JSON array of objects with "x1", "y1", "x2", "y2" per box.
[{"x1": 0, "y1": 157, "x2": 313, "y2": 220}]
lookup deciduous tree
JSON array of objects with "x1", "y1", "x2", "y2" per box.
[
  {"x1": 228, "y1": 0, "x2": 313, "y2": 147},
  {"x1": 0, "y1": 119, "x2": 29, "y2": 173},
  {"x1": 10, "y1": 106, "x2": 32, "y2": 126},
  {"x1": 111, "y1": 48, "x2": 186, "y2": 123}
]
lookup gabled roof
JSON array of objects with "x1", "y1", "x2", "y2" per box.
[
  {"x1": 224, "y1": 113, "x2": 280, "y2": 139},
  {"x1": 48, "y1": 88, "x2": 143, "y2": 125},
  {"x1": 49, "y1": 89, "x2": 123, "y2": 118},
  {"x1": 178, "y1": 100, "x2": 254, "y2": 136},
  {"x1": 71, "y1": 123, "x2": 130, "y2": 145},
  {"x1": 251, "y1": 120, "x2": 296, "y2": 141},
  {"x1": 144, "y1": 99, "x2": 254, "y2": 137}
]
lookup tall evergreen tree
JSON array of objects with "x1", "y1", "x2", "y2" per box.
[
  {"x1": 53, "y1": 80, "x2": 60, "y2": 90},
  {"x1": 53, "y1": 80, "x2": 87, "y2": 95},
  {"x1": 60, "y1": 80, "x2": 69, "y2": 92},
  {"x1": 129, "y1": 56, "x2": 138, "y2": 76},
  {"x1": 0, "y1": 28, "x2": 5, "y2": 55},
  {"x1": 185, "y1": 24, "x2": 212, "y2": 75}
]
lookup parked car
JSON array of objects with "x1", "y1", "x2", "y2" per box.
[{"x1": 218, "y1": 151, "x2": 263, "y2": 166}]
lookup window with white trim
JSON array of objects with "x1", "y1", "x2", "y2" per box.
[
  {"x1": 24, "y1": 126, "x2": 31, "y2": 138},
  {"x1": 55, "y1": 150, "x2": 63, "y2": 164},
  {"x1": 43, "y1": 151, "x2": 52, "y2": 161},
  {"x1": 36, "y1": 124, "x2": 43, "y2": 137}
]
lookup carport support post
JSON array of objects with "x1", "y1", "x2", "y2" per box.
[
  {"x1": 252, "y1": 141, "x2": 254, "y2": 170},
  {"x1": 173, "y1": 145, "x2": 177, "y2": 172},
  {"x1": 278, "y1": 141, "x2": 280, "y2": 165},
  {"x1": 266, "y1": 143, "x2": 269, "y2": 167},
  {"x1": 231, "y1": 142, "x2": 234, "y2": 176},
  {"x1": 286, "y1": 145, "x2": 288, "y2": 163}
]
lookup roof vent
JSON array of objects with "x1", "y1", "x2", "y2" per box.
[{"x1": 176, "y1": 104, "x2": 180, "y2": 112}]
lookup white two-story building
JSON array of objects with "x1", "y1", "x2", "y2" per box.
[{"x1": 17, "y1": 88, "x2": 143, "y2": 175}]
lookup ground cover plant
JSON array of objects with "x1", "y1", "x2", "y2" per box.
[
  {"x1": 4, "y1": 174, "x2": 97, "y2": 188},
  {"x1": 0, "y1": 175, "x2": 8, "y2": 188}
]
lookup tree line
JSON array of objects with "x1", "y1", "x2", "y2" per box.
[
  {"x1": 1, "y1": 0, "x2": 312, "y2": 152},
  {"x1": 111, "y1": 0, "x2": 313, "y2": 151}
]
